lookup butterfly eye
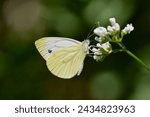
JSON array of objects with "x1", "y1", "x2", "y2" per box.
[{"x1": 48, "y1": 49, "x2": 52, "y2": 53}]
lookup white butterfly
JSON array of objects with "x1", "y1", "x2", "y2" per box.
[{"x1": 35, "y1": 37, "x2": 90, "y2": 79}]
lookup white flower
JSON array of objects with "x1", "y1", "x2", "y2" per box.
[
  {"x1": 107, "y1": 26, "x2": 114, "y2": 32},
  {"x1": 94, "y1": 27, "x2": 109, "y2": 37},
  {"x1": 107, "y1": 18, "x2": 120, "y2": 32},
  {"x1": 101, "y1": 42, "x2": 112, "y2": 53},
  {"x1": 93, "y1": 55, "x2": 99, "y2": 61},
  {"x1": 96, "y1": 43, "x2": 101, "y2": 47},
  {"x1": 95, "y1": 36, "x2": 106, "y2": 43},
  {"x1": 91, "y1": 47, "x2": 102, "y2": 55},
  {"x1": 109, "y1": 18, "x2": 116, "y2": 26},
  {"x1": 95, "y1": 36, "x2": 102, "y2": 41},
  {"x1": 122, "y1": 24, "x2": 134, "y2": 34},
  {"x1": 94, "y1": 42, "x2": 112, "y2": 54},
  {"x1": 92, "y1": 48, "x2": 98, "y2": 52},
  {"x1": 113, "y1": 23, "x2": 120, "y2": 31}
]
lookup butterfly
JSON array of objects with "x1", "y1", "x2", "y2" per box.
[{"x1": 35, "y1": 37, "x2": 90, "y2": 79}]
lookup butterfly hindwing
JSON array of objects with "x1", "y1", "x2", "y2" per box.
[{"x1": 46, "y1": 44, "x2": 86, "y2": 79}]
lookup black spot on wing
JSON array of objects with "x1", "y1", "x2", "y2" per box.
[{"x1": 48, "y1": 49, "x2": 52, "y2": 53}]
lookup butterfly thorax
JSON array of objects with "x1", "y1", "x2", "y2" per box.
[{"x1": 82, "y1": 40, "x2": 90, "y2": 53}]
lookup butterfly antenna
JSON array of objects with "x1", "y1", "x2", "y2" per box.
[
  {"x1": 86, "y1": 23, "x2": 97, "y2": 39},
  {"x1": 86, "y1": 21, "x2": 100, "y2": 42},
  {"x1": 97, "y1": 21, "x2": 100, "y2": 26}
]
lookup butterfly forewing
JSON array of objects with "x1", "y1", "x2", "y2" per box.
[{"x1": 35, "y1": 37, "x2": 81, "y2": 60}]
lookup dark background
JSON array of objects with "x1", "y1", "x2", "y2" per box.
[{"x1": 0, "y1": 0, "x2": 150, "y2": 99}]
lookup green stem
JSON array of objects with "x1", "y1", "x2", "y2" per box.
[
  {"x1": 125, "y1": 50, "x2": 150, "y2": 72},
  {"x1": 117, "y1": 42, "x2": 150, "y2": 72},
  {"x1": 112, "y1": 49, "x2": 124, "y2": 53}
]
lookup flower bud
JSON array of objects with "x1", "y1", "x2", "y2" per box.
[{"x1": 122, "y1": 24, "x2": 134, "y2": 34}]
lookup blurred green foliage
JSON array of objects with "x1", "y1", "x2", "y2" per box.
[{"x1": 0, "y1": 0, "x2": 150, "y2": 99}]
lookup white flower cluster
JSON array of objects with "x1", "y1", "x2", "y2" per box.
[
  {"x1": 90, "y1": 42, "x2": 112, "y2": 61},
  {"x1": 91, "y1": 43, "x2": 112, "y2": 61},
  {"x1": 91, "y1": 17, "x2": 134, "y2": 61}
]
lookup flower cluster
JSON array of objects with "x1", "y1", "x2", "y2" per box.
[{"x1": 90, "y1": 18, "x2": 134, "y2": 61}]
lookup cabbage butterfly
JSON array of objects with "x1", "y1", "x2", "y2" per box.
[{"x1": 35, "y1": 37, "x2": 90, "y2": 79}]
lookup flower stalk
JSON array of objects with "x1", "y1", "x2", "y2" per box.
[{"x1": 118, "y1": 43, "x2": 150, "y2": 72}]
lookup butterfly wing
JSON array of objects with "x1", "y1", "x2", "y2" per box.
[
  {"x1": 46, "y1": 43, "x2": 87, "y2": 79},
  {"x1": 35, "y1": 37, "x2": 89, "y2": 79},
  {"x1": 35, "y1": 37, "x2": 81, "y2": 60}
]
